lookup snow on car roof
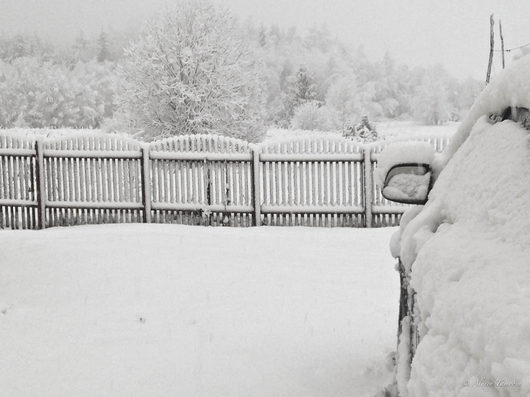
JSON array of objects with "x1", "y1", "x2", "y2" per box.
[{"x1": 434, "y1": 54, "x2": 530, "y2": 172}]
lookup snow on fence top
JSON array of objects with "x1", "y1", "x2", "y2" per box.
[
  {"x1": 0, "y1": 129, "x2": 450, "y2": 154},
  {"x1": 257, "y1": 136, "x2": 365, "y2": 163},
  {"x1": 258, "y1": 135, "x2": 363, "y2": 154},
  {"x1": 0, "y1": 132, "x2": 39, "y2": 150},
  {"x1": 150, "y1": 134, "x2": 252, "y2": 153},
  {"x1": 43, "y1": 132, "x2": 142, "y2": 152}
]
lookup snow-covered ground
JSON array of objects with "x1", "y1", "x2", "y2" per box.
[
  {"x1": 0, "y1": 225, "x2": 398, "y2": 397},
  {"x1": 0, "y1": 120, "x2": 457, "y2": 145},
  {"x1": 264, "y1": 121, "x2": 457, "y2": 143}
]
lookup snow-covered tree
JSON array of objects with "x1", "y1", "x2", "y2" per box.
[
  {"x1": 325, "y1": 75, "x2": 360, "y2": 129},
  {"x1": 0, "y1": 34, "x2": 54, "y2": 62},
  {"x1": 275, "y1": 66, "x2": 318, "y2": 126},
  {"x1": 454, "y1": 77, "x2": 483, "y2": 119},
  {"x1": 0, "y1": 58, "x2": 117, "y2": 128},
  {"x1": 288, "y1": 67, "x2": 317, "y2": 106},
  {"x1": 257, "y1": 25, "x2": 267, "y2": 48},
  {"x1": 0, "y1": 25, "x2": 482, "y2": 133},
  {"x1": 72, "y1": 31, "x2": 96, "y2": 63},
  {"x1": 97, "y1": 32, "x2": 111, "y2": 62},
  {"x1": 116, "y1": 0, "x2": 266, "y2": 142},
  {"x1": 412, "y1": 67, "x2": 452, "y2": 125}
]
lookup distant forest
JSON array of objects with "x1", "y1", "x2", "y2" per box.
[{"x1": 0, "y1": 13, "x2": 483, "y2": 140}]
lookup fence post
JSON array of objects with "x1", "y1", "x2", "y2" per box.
[
  {"x1": 363, "y1": 147, "x2": 373, "y2": 228},
  {"x1": 251, "y1": 147, "x2": 261, "y2": 226},
  {"x1": 205, "y1": 159, "x2": 212, "y2": 226},
  {"x1": 35, "y1": 139, "x2": 46, "y2": 229},
  {"x1": 141, "y1": 144, "x2": 151, "y2": 223}
]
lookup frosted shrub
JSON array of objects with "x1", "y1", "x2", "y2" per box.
[
  {"x1": 343, "y1": 115, "x2": 379, "y2": 142},
  {"x1": 290, "y1": 101, "x2": 335, "y2": 131}
]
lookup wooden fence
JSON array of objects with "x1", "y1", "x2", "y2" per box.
[{"x1": 0, "y1": 132, "x2": 450, "y2": 229}]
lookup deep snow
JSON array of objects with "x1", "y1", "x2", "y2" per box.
[{"x1": 0, "y1": 225, "x2": 398, "y2": 397}]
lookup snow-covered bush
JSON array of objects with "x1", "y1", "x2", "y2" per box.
[
  {"x1": 289, "y1": 101, "x2": 335, "y2": 131},
  {"x1": 116, "y1": 0, "x2": 266, "y2": 142},
  {"x1": 343, "y1": 115, "x2": 379, "y2": 142}
]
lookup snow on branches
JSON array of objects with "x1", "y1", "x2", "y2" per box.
[{"x1": 117, "y1": 0, "x2": 266, "y2": 142}]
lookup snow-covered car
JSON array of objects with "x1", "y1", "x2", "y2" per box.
[{"x1": 376, "y1": 56, "x2": 530, "y2": 396}]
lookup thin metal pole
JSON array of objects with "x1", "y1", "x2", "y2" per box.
[{"x1": 486, "y1": 14, "x2": 495, "y2": 84}]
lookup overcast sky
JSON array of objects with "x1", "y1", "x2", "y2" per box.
[{"x1": 1, "y1": 0, "x2": 529, "y2": 80}]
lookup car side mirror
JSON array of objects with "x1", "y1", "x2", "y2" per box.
[
  {"x1": 376, "y1": 141, "x2": 436, "y2": 205},
  {"x1": 382, "y1": 163, "x2": 432, "y2": 205}
]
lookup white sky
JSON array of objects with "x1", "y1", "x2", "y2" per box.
[{"x1": 1, "y1": 0, "x2": 529, "y2": 79}]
